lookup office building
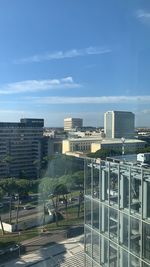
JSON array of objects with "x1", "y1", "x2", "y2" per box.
[
  {"x1": 0, "y1": 118, "x2": 44, "y2": 178},
  {"x1": 104, "y1": 111, "x2": 135, "y2": 139},
  {"x1": 84, "y1": 158, "x2": 150, "y2": 267},
  {"x1": 64, "y1": 118, "x2": 83, "y2": 131}
]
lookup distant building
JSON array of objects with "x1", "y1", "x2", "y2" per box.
[
  {"x1": 91, "y1": 139, "x2": 146, "y2": 154},
  {"x1": 104, "y1": 111, "x2": 135, "y2": 139},
  {"x1": 62, "y1": 137, "x2": 146, "y2": 155},
  {"x1": 64, "y1": 118, "x2": 83, "y2": 131},
  {"x1": 0, "y1": 118, "x2": 44, "y2": 179},
  {"x1": 84, "y1": 158, "x2": 150, "y2": 266},
  {"x1": 62, "y1": 137, "x2": 102, "y2": 154}
]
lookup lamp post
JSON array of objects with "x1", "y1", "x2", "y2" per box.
[{"x1": 121, "y1": 137, "x2": 125, "y2": 156}]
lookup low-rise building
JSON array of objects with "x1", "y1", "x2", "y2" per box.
[
  {"x1": 62, "y1": 137, "x2": 146, "y2": 155},
  {"x1": 62, "y1": 137, "x2": 102, "y2": 154},
  {"x1": 91, "y1": 138, "x2": 146, "y2": 153}
]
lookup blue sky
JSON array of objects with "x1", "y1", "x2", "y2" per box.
[{"x1": 0, "y1": 0, "x2": 150, "y2": 127}]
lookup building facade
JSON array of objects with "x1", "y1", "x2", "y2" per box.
[
  {"x1": 62, "y1": 137, "x2": 102, "y2": 154},
  {"x1": 91, "y1": 139, "x2": 146, "y2": 154},
  {"x1": 84, "y1": 158, "x2": 150, "y2": 267},
  {"x1": 104, "y1": 111, "x2": 135, "y2": 139},
  {"x1": 62, "y1": 137, "x2": 145, "y2": 155},
  {"x1": 64, "y1": 117, "x2": 83, "y2": 131},
  {"x1": 0, "y1": 118, "x2": 44, "y2": 178}
]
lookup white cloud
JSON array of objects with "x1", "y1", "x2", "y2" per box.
[
  {"x1": 0, "y1": 77, "x2": 80, "y2": 94},
  {"x1": 30, "y1": 95, "x2": 150, "y2": 105},
  {"x1": 136, "y1": 9, "x2": 150, "y2": 22},
  {"x1": 14, "y1": 46, "x2": 111, "y2": 64}
]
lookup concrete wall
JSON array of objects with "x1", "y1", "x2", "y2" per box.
[{"x1": 0, "y1": 214, "x2": 53, "y2": 232}]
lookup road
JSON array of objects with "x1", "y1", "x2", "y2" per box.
[
  {"x1": 1, "y1": 206, "x2": 43, "y2": 222},
  {"x1": 1, "y1": 199, "x2": 80, "y2": 223}
]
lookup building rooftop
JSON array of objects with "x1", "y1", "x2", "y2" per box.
[
  {"x1": 65, "y1": 137, "x2": 145, "y2": 143},
  {"x1": 93, "y1": 138, "x2": 146, "y2": 144}
]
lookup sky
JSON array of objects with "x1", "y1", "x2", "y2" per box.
[{"x1": 0, "y1": 0, "x2": 150, "y2": 127}]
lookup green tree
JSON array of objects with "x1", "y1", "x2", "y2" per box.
[
  {"x1": 39, "y1": 177, "x2": 69, "y2": 226},
  {"x1": 88, "y1": 148, "x2": 122, "y2": 159}
]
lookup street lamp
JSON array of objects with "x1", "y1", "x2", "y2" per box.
[{"x1": 121, "y1": 137, "x2": 125, "y2": 156}]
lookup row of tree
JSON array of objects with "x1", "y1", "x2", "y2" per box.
[
  {"x1": 38, "y1": 170, "x2": 84, "y2": 226},
  {"x1": 88, "y1": 146, "x2": 150, "y2": 159},
  {"x1": 0, "y1": 168, "x2": 85, "y2": 234},
  {"x1": 0, "y1": 178, "x2": 39, "y2": 235}
]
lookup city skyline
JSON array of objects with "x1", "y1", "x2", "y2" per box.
[{"x1": 0, "y1": 1, "x2": 150, "y2": 127}]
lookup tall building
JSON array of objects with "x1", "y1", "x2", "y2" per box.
[
  {"x1": 64, "y1": 117, "x2": 83, "y2": 131},
  {"x1": 0, "y1": 118, "x2": 44, "y2": 179},
  {"x1": 104, "y1": 111, "x2": 135, "y2": 139},
  {"x1": 84, "y1": 158, "x2": 150, "y2": 267}
]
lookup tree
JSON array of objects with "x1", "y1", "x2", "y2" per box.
[
  {"x1": 0, "y1": 178, "x2": 35, "y2": 229},
  {"x1": 42, "y1": 154, "x2": 84, "y2": 178},
  {"x1": 88, "y1": 148, "x2": 122, "y2": 159},
  {"x1": 39, "y1": 177, "x2": 69, "y2": 226}
]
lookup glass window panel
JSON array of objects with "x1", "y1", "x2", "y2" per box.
[
  {"x1": 142, "y1": 261, "x2": 150, "y2": 267},
  {"x1": 93, "y1": 200, "x2": 99, "y2": 230},
  {"x1": 143, "y1": 175, "x2": 150, "y2": 220},
  {"x1": 119, "y1": 173, "x2": 129, "y2": 210},
  {"x1": 92, "y1": 230, "x2": 100, "y2": 264},
  {"x1": 100, "y1": 236, "x2": 109, "y2": 266},
  {"x1": 109, "y1": 207, "x2": 118, "y2": 242},
  {"x1": 109, "y1": 162, "x2": 119, "y2": 206},
  {"x1": 101, "y1": 204, "x2": 108, "y2": 235},
  {"x1": 93, "y1": 166, "x2": 99, "y2": 199},
  {"x1": 129, "y1": 254, "x2": 140, "y2": 267},
  {"x1": 85, "y1": 226, "x2": 92, "y2": 258},
  {"x1": 142, "y1": 221, "x2": 150, "y2": 263},
  {"x1": 101, "y1": 170, "x2": 108, "y2": 202},
  {"x1": 109, "y1": 242, "x2": 118, "y2": 267},
  {"x1": 130, "y1": 217, "x2": 141, "y2": 257},
  {"x1": 119, "y1": 212, "x2": 129, "y2": 248},
  {"x1": 130, "y1": 172, "x2": 141, "y2": 216},
  {"x1": 85, "y1": 159, "x2": 92, "y2": 196},
  {"x1": 119, "y1": 247, "x2": 129, "y2": 267},
  {"x1": 85, "y1": 197, "x2": 91, "y2": 226}
]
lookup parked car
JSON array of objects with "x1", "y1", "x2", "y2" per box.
[
  {"x1": 0, "y1": 203, "x2": 3, "y2": 208},
  {"x1": 9, "y1": 244, "x2": 20, "y2": 252},
  {"x1": 23, "y1": 205, "x2": 35, "y2": 210}
]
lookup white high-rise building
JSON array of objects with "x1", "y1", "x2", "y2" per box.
[
  {"x1": 64, "y1": 117, "x2": 83, "y2": 131},
  {"x1": 104, "y1": 111, "x2": 135, "y2": 139}
]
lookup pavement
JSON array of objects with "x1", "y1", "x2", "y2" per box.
[{"x1": 0, "y1": 235, "x2": 84, "y2": 267}]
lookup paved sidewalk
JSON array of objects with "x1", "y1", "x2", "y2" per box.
[{"x1": 0, "y1": 235, "x2": 84, "y2": 267}]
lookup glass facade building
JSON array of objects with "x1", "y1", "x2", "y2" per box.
[{"x1": 84, "y1": 158, "x2": 150, "y2": 267}]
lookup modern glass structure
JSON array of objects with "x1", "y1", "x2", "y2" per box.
[{"x1": 84, "y1": 158, "x2": 150, "y2": 267}]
